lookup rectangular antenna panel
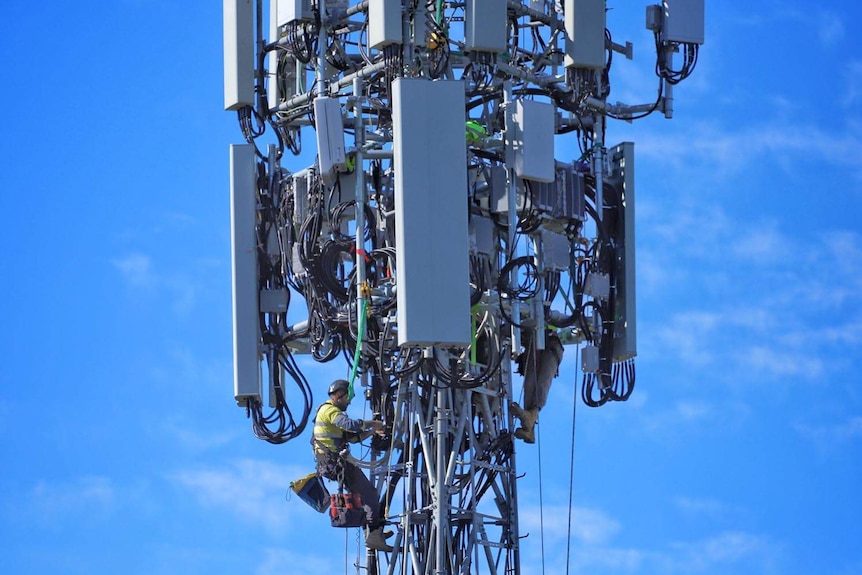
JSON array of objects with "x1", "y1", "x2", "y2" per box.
[
  {"x1": 465, "y1": 0, "x2": 507, "y2": 53},
  {"x1": 369, "y1": 0, "x2": 402, "y2": 49},
  {"x1": 511, "y1": 99, "x2": 555, "y2": 183},
  {"x1": 609, "y1": 142, "x2": 637, "y2": 361},
  {"x1": 223, "y1": 0, "x2": 255, "y2": 110},
  {"x1": 537, "y1": 163, "x2": 586, "y2": 222},
  {"x1": 469, "y1": 216, "x2": 495, "y2": 256},
  {"x1": 565, "y1": 165, "x2": 586, "y2": 221},
  {"x1": 277, "y1": 0, "x2": 314, "y2": 25},
  {"x1": 662, "y1": 0, "x2": 705, "y2": 44},
  {"x1": 268, "y1": 1, "x2": 280, "y2": 108},
  {"x1": 537, "y1": 163, "x2": 586, "y2": 226},
  {"x1": 581, "y1": 345, "x2": 599, "y2": 373},
  {"x1": 260, "y1": 289, "x2": 289, "y2": 313},
  {"x1": 314, "y1": 97, "x2": 347, "y2": 184},
  {"x1": 488, "y1": 166, "x2": 525, "y2": 213},
  {"x1": 564, "y1": 0, "x2": 606, "y2": 70},
  {"x1": 393, "y1": 78, "x2": 470, "y2": 346},
  {"x1": 268, "y1": 2, "x2": 299, "y2": 108},
  {"x1": 230, "y1": 144, "x2": 262, "y2": 405},
  {"x1": 291, "y1": 171, "x2": 309, "y2": 226},
  {"x1": 540, "y1": 230, "x2": 571, "y2": 271},
  {"x1": 334, "y1": 169, "x2": 357, "y2": 204}
]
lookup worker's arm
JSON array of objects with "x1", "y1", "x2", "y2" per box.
[
  {"x1": 331, "y1": 412, "x2": 383, "y2": 443},
  {"x1": 354, "y1": 420, "x2": 385, "y2": 442}
]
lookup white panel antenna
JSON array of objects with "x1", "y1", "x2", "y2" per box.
[
  {"x1": 229, "y1": 144, "x2": 261, "y2": 404},
  {"x1": 368, "y1": 0, "x2": 402, "y2": 49},
  {"x1": 314, "y1": 97, "x2": 347, "y2": 184},
  {"x1": 393, "y1": 78, "x2": 470, "y2": 347},
  {"x1": 278, "y1": 0, "x2": 314, "y2": 25},
  {"x1": 511, "y1": 99, "x2": 556, "y2": 183},
  {"x1": 565, "y1": 0, "x2": 607, "y2": 69},
  {"x1": 662, "y1": 0, "x2": 705, "y2": 44},
  {"x1": 223, "y1": 0, "x2": 255, "y2": 110},
  {"x1": 465, "y1": 0, "x2": 507, "y2": 53}
]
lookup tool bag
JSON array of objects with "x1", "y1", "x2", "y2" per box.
[
  {"x1": 289, "y1": 473, "x2": 330, "y2": 513},
  {"x1": 329, "y1": 492, "x2": 369, "y2": 528}
]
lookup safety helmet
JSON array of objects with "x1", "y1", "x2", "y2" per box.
[{"x1": 328, "y1": 379, "x2": 350, "y2": 396}]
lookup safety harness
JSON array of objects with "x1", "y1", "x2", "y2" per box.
[{"x1": 311, "y1": 400, "x2": 348, "y2": 484}]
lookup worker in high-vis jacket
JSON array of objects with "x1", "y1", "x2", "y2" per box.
[{"x1": 313, "y1": 379, "x2": 392, "y2": 552}]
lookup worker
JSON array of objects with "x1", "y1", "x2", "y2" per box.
[
  {"x1": 313, "y1": 379, "x2": 393, "y2": 552},
  {"x1": 511, "y1": 330, "x2": 564, "y2": 443}
]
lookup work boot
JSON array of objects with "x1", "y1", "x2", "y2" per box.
[
  {"x1": 366, "y1": 525, "x2": 394, "y2": 539},
  {"x1": 365, "y1": 527, "x2": 394, "y2": 552},
  {"x1": 511, "y1": 402, "x2": 538, "y2": 427},
  {"x1": 513, "y1": 407, "x2": 539, "y2": 443},
  {"x1": 520, "y1": 407, "x2": 538, "y2": 429},
  {"x1": 510, "y1": 401, "x2": 525, "y2": 420},
  {"x1": 514, "y1": 426, "x2": 535, "y2": 444}
]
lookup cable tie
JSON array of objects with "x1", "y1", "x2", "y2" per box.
[{"x1": 350, "y1": 246, "x2": 371, "y2": 263}]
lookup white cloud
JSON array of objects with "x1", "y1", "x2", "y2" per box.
[
  {"x1": 668, "y1": 531, "x2": 782, "y2": 572},
  {"x1": 649, "y1": 311, "x2": 721, "y2": 366},
  {"x1": 518, "y1": 545, "x2": 622, "y2": 575},
  {"x1": 823, "y1": 230, "x2": 862, "y2": 278},
  {"x1": 734, "y1": 7, "x2": 844, "y2": 48},
  {"x1": 112, "y1": 253, "x2": 156, "y2": 289},
  {"x1": 795, "y1": 416, "x2": 862, "y2": 447},
  {"x1": 734, "y1": 344, "x2": 824, "y2": 380},
  {"x1": 730, "y1": 222, "x2": 791, "y2": 264},
  {"x1": 517, "y1": 504, "x2": 620, "y2": 546},
  {"x1": 674, "y1": 399, "x2": 712, "y2": 421},
  {"x1": 842, "y1": 61, "x2": 862, "y2": 107},
  {"x1": 815, "y1": 11, "x2": 845, "y2": 46},
  {"x1": 634, "y1": 115, "x2": 862, "y2": 182},
  {"x1": 522, "y1": 527, "x2": 781, "y2": 575},
  {"x1": 110, "y1": 250, "x2": 212, "y2": 317},
  {"x1": 148, "y1": 344, "x2": 231, "y2": 392},
  {"x1": 637, "y1": 199, "x2": 862, "y2": 383},
  {"x1": 637, "y1": 397, "x2": 752, "y2": 440},
  {"x1": 254, "y1": 547, "x2": 346, "y2": 575},
  {"x1": 27, "y1": 476, "x2": 116, "y2": 524},
  {"x1": 169, "y1": 459, "x2": 318, "y2": 534},
  {"x1": 544, "y1": 529, "x2": 780, "y2": 575},
  {"x1": 641, "y1": 199, "x2": 731, "y2": 257},
  {"x1": 160, "y1": 419, "x2": 237, "y2": 451},
  {"x1": 646, "y1": 303, "x2": 831, "y2": 381},
  {"x1": 673, "y1": 495, "x2": 725, "y2": 517}
]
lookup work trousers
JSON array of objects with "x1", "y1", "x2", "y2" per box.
[{"x1": 521, "y1": 333, "x2": 564, "y2": 411}]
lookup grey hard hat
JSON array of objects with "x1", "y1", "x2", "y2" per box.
[{"x1": 328, "y1": 379, "x2": 350, "y2": 395}]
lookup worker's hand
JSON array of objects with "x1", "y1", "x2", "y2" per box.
[{"x1": 364, "y1": 419, "x2": 386, "y2": 437}]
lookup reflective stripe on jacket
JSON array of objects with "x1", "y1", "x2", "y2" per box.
[{"x1": 313, "y1": 400, "x2": 363, "y2": 454}]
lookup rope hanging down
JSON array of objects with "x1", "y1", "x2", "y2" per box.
[{"x1": 347, "y1": 293, "x2": 369, "y2": 402}]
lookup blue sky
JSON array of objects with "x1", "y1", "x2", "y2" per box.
[{"x1": 1, "y1": 1, "x2": 861, "y2": 574}]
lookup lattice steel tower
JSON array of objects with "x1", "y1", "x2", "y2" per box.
[{"x1": 224, "y1": 1, "x2": 703, "y2": 573}]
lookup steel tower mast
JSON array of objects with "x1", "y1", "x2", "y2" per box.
[{"x1": 224, "y1": 1, "x2": 703, "y2": 573}]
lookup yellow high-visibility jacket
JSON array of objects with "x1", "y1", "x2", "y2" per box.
[{"x1": 313, "y1": 400, "x2": 368, "y2": 454}]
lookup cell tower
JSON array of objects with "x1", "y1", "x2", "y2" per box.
[{"x1": 224, "y1": 1, "x2": 703, "y2": 573}]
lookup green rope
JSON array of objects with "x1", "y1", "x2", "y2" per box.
[{"x1": 348, "y1": 298, "x2": 368, "y2": 402}]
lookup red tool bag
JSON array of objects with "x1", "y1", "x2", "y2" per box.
[{"x1": 329, "y1": 493, "x2": 368, "y2": 528}]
